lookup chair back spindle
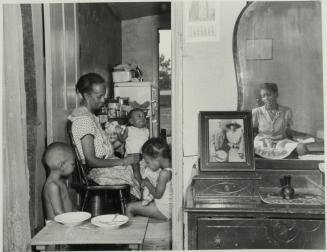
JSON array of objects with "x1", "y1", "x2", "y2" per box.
[{"x1": 67, "y1": 120, "x2": 90, "y2": 187}]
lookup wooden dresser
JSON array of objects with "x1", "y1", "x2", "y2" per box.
[{"x1": 184, "y1": 163, "x2": 325, "y2": 249}]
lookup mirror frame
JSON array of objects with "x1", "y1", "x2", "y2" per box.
[{"x1": 232, "y1": 2, "x2": 323, "y2": 170}]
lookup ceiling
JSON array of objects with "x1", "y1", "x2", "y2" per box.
[{"x1": 108, "y1": 2, "x2": 171, "y2": 20}]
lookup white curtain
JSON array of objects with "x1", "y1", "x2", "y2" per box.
[{"x1": 3, "y1": 4, "x2": 32, "y2": 252}]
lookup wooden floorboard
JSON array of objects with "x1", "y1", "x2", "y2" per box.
[{"x1": 143, "y1": 219, "x2": 171, "y2": 250}]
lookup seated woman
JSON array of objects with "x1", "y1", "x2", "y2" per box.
[
  {"x1": 225, "y1": 121, "x2": 245, "y2": 162},
  {"x1": 252, "y1": 83, "x2": 308, "y2": 159},
  {"x1": 68, "y1": 73, "x2": 142, "y2": 199}
]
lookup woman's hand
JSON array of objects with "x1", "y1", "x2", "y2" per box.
[
  {"x1": 81, "y1": 134, "x2": 130, "y2": 168},
  {"x1": 115, "y1": 125, "x2": 123, "y2": 135},
  {"x1": 123, "y1": 154, "x2": 142, "y2": 165}
]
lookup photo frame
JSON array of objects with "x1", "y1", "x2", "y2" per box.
[{"x1": 199, "y1": 111, "x2": 255, "y2": 171}]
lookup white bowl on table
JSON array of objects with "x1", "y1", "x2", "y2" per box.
[
  {"x1": 91, "y1": 214, "x2": 129, "y2": 228},
  {"x1": 54, "y1": 212, "x2": 91, "y2": 227}
]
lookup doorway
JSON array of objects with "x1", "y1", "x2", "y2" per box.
[{"x1": 158, "y1": 29, "x2": 172, "y2": 144}]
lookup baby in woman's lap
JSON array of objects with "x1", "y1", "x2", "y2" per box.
[{"x1": 107, "y1": 108, "x2": 159, "y2": 205}]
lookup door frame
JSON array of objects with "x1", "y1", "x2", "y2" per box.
[
  {"x1": 43, "y1": 3, "x2": 53, "y2": 144},
  {"x1": 43, "y1": 2, "x2": 185, "y2": 248},
  {"x1": 171, "y1": 1, "x2": 184, "y2": 250}
]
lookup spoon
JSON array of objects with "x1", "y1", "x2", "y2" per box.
[
  {"x1": 99, "y1": 220, "x2": 124, "y2": 225},
  {"x1": 112, "y1": 213, "x2": 118, "y2": 222}
]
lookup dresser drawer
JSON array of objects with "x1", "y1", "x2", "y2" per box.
[
  {"x1": 193, "y1": 178, "x2": 260, "y2": 205},
  {"x1": 196, "y1": 218, "x2": 325, "y2": 249}
]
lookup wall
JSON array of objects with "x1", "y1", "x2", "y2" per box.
[
  {"x1": 32, "y1": 4, "x2": 47, "y2": 232},
  {"x1": 181, "y1": 1, "x2": 247, "y2": 190},
  {"x1": 21, "y1": 4, "x2": 37, "y2": 231},
  {"x1": 122, "y1": 14, "x2": 170, "y2": 85},
  {"x1": 236, "y1": 1, "x2": 323, "y2": 136},
  {"x1": 21, "y1": 4, "x2": 46, "y2": 233},
  {"x1": 78, "y1": 3, "x2": 122, "y2": 97},
  {"x1": 44, "y1": 3, "x2": 79, "y2": 143}
]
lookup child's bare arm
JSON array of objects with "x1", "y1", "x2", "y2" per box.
[
  {"x1": 63, "y1": 184, "x2": 74, "y2": 212},
  {"x1": 47, "y1": 183, "x2": 65, "y2": 216},
  {"x1": 122, "y1": 127, "x2": 128, "y2": 141},
  {"x1": 113, "y1": 126, "x2": 128, "y2": 144},
  {"x1": 142, "y1": 170, "x2": 171, "y2": 199},
  {"x1": 132, "y1": 164, "x2": 142, "y2": 184}
]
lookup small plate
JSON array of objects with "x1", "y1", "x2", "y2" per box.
[
  {"x1": 54, "y1": 212, "x2": 91, "y2": 227},
  {"x1": 91, "y1": 214, "x2": 129, "y2": 228}
]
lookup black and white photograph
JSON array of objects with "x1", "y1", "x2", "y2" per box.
[
  {"x1": 209, "y1": 118, "x2": 245, "y2": 163},
  {"x1": 2, "y1": 0, "x2": 326, "y2": 251},
  {"x1": 199, "y1": 111, "x2": 255, "y2": 172}
]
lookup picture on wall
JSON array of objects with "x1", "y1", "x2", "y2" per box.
[
  {"x1": 199, "y1": 111, "x2": 255, "y2": 171},
  {"x1": 184, "y1": 1, "x2": 220, "y2": 42}
]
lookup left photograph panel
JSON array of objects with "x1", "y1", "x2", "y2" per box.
[{"x1": 2, "y1": 2, "x2": 172, "y2": 251}]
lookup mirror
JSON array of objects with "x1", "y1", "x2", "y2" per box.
[{"x1": 233, "y1": 1, "x2": 324, "y2": 168}]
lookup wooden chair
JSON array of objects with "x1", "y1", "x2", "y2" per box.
[{"x1": 66, "y1": 120, "x2": 130, "y2": 216}]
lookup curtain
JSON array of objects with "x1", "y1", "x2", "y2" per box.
[{"x1": 3, "y1": 4, "x2": 32, "y2": 252}]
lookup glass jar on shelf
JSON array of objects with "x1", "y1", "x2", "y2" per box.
[
  {"x1": 108, "y1": 101, "x2": 120, "y2": 118},
  {"x1": 98, "y1": 106, "x2": 108, "y2": 124}
]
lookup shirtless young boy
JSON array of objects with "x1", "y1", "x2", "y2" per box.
[{"x1": 42, "y1": 142, "x2": 75, "y2": 221}]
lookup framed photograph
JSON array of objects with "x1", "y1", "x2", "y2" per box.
[{"x1": 199, "y1": 111, "x2": 255, "y2": 171}]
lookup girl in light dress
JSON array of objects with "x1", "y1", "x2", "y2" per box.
[
  {"x1": 126, "y1": 138, "x2": 172, "y2": 220},
  {"x1": 109, "y1": 108, "x2": 160, "y2": 206}
]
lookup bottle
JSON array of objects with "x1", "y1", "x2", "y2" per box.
[
  {"x1": 98, "y1": 106, "x2": 108, "y2": 124},
  {"x1": 280, "y1": 176, "x2": 295, "y2": 200},
  {"x1": 135, "y1": 65, "x2": 143, "y2": 81}
]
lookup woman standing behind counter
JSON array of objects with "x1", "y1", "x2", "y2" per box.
[
  {"x1": 68, "y1": 73, "x2": 142, "y2": 198},
  {"x1": 252, "y1": 83, "x2": 308, "y2": 159}
]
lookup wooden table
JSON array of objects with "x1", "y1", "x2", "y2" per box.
[{"x1": 31, "y1": 216, "x2": 148, "y2": 251}]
